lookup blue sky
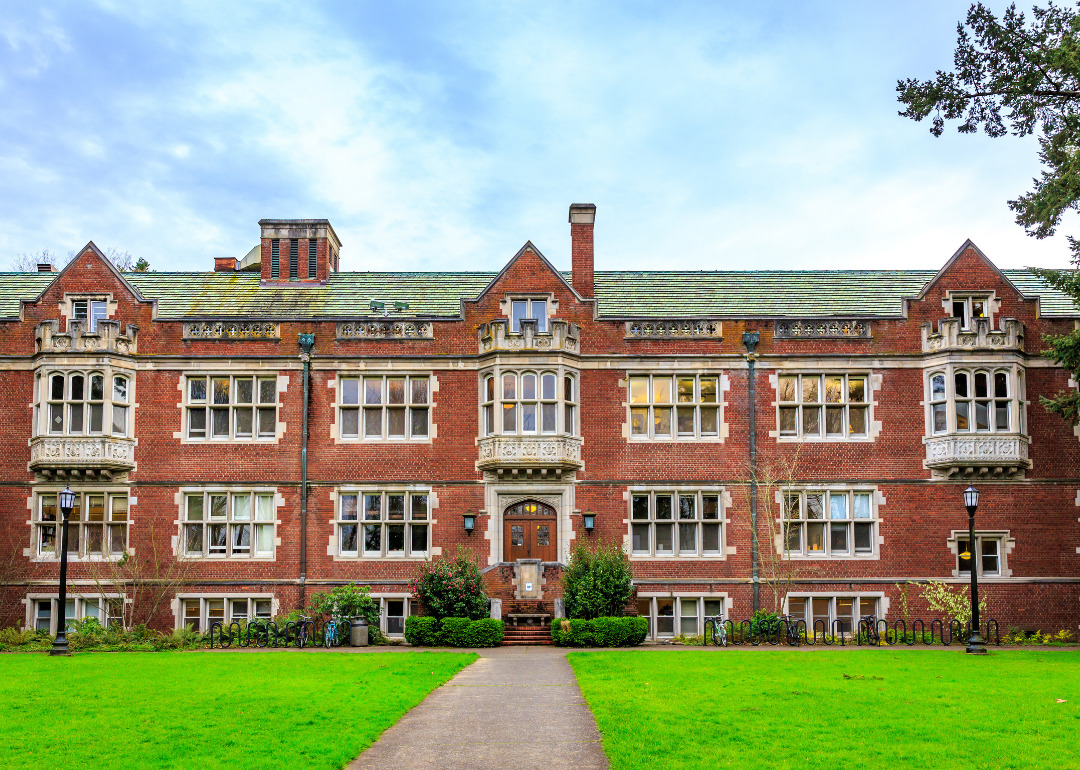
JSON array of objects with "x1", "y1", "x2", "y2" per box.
[{"x1": 0, "y1": 1, "x2": 1072, "y2": 273}]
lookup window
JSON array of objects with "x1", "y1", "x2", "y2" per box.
[
  {"x1": 950, "y1": 295, "x2": 989, "y2": 330},
  {"x1": 778, "y1": 373, "x2": 868, "y2": 439},
  {"x1": 482, "y1": 370, "x2": 576, "y2": 436},
  {"x1": 36, "y1": 491, "x2": 128, "y2": 559},
  {"x1": 630, "y1": 491, "x2": 723, "y2": 557},
  {"x1": 787, "y1": 595, "x2": 878, "y2": 635},
  {"x1": 956, "y1": 534, "x2": 1004, "y2": 577},
  {"x1": 72, "y1": 300, "x2": 108, "y2": 332},
  {"x1": 339, "y1": 375, "x2": 429, "y2": 440},
  {"x1": 289, "y1": 239, "x2": 299, "y2": 280},
  {"x1": 629, "y1": 374, "x2": 720, "y2": 440},
  {"x1": 378, "y1": 598, "x2": 418, "y2": 637},
  {"x1": 180, "y1": 597, "x2": 273, "y2": 632},
  {"x1": 637, "y1": 596, "x2": 725, "y2": 639},
  {"x1": 337, "y1": 490, "x2": 429, "y2": 558},
  {"x1": 929, "y1": 369, "x2": 1016, "y2": 435},
  {"x1": 183, "y1": 491, "x2": 275, "y2": 559},
  {"x1": 270, "y1": 239, "x2": 280, "y2": 279},
  {"x1": 782, "y1": 490, "x2": 875, "y2": 558},
  {"x1": 509, "y1": 298, "x2": 548, "y2": 332},
  {"x1": 185, "y1": 375, "x2": 278, "y2": 440},
  {"x1": 32, "y1": 596, "x2": 124, "y2": 634},
  {"x1": 307, "y1": 240, "x2": 317, "y2": 277},
  {"x1": 42, "y1": 370, "x2": 130, "y2": 437}
]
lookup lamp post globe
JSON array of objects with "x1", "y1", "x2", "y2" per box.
[
  {"x1": 962, "y1": 485, "x2": 987, "y2": 655},
  {"x1": 51, "y1": 486, "x2": 77, "y2": 656}
]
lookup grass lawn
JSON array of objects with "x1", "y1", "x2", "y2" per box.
[
  {"x1": 568, "y1": 649, "x2": 1080, "y2": 770},
  {"x1": 0, "y1": 650, "x2": 474, "y2": 769}
]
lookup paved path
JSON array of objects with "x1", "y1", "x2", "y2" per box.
[{"x1": 347, "y1": 646, "x2": 609, "y2": 770}]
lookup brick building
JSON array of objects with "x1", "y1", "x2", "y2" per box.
[{"x1": 1, "y1": 204, "x2": 1078, "y2": 640}]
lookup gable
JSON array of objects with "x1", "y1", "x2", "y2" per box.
[
  {"x1": 473, "y1": 242, "x2": 587, "y2": 305},
  {"x1": 23, "y1": 242, "x2": 154, "y2": 322}
]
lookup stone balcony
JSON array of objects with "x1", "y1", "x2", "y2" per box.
[
  {"x1": 29, "y1": 436, "x2": 136, "y2": 479},
  {"x1": 478, "y1": 318, "x2": 579, "y2": 355},
  {"x1": 36, "y1": 319, "x2": 138, "y2": 355},
  {"x1": 477, "y1": 435, "x2": 583, "y2": 478},
  {"x1": 923, "y1": 434, "x2": 1030, "y2": 478},
  {"x1": 921, "y1": 317, "x2": 1023, "y2": 354}
]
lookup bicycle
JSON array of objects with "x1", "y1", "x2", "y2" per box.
[
  {"x1": 861, "y1": 614, "x2": 881, "y2": 645},
  {"x1": 296, "y1": 615, "x2": 312, "y2": 648},
  {"x1": 782, "y1": 615, "x2": 802, "y2": 647},
  {"x1": 704, "y1": 615, "x2": 728, "y2": 647},
  {"x1": 324, "y1": 618, "x2": 338, "y2": 648}
]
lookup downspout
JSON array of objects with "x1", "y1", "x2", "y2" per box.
[
  {"x1": 742, "y1": 331, "x2": 760, "y2": 613},
  {"x1": 298, "y1": 333, "x2": 315, "y2": 609}
]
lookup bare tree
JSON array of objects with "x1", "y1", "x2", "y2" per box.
[
  {"x1": 0, "y1": 538, "x2": 27, "y2": 628},
  {"x1": 9, "y1": 249, "x2": 74, "y2": 272}
]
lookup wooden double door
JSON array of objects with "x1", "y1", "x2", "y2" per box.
[{"x1": 504, "y1": 501, "x2": 557, "y2": 562}]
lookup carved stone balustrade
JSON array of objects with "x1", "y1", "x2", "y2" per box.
[
  {"x1": 774, "y1": 319, "x2": 870, "y2": 339},
  {"x1": 185, "y1": 321, "x2": 280, "y2": 340},
  {"x1": 625, "y1": 320, "x2": 722, "y2": 339},
  {"x1": 923, "y1": 434, "x2": 1030, "y2": 478},
  {"x1": 36, "y1": 320, "x2": 137, "y2": 355},
  {"x1": 478, "y1": 318, "x2": 579, "y2": 355},
  {"x1": 29, "y1": 436, "x2": 136, "y2": 479},
  {"x1": 477, "y1": 435, "x2": 583, "y2": 478},
  {"x1": 921, "y1": 317, "x2": 1024, "y2": 354}
]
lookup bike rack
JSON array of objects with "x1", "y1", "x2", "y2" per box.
[
  {"x1": 986, "y1": 619, "x2": 1000, "y2": 645},
  {"x1": 209, "y1": 621, "x2": 224, "y2": 649},
  {"x1": 949, "y1": 619, "x2": 962, "y2": 645}
]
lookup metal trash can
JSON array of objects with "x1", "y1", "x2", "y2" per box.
[{"x1": 350, "y1": 618, "x2": 369, "y2": 647}]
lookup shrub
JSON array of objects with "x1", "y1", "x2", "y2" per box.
[
  {"x1": 561, "y1": 539, "x2": 635, "y2": 619},
  {"x1": 307, "y1": 584, "x2": 380, "y2": 627},
  {"x1": 404, "y1": 616, "x2": 440, "y2": 646},
  {"x1": 920, "y1": 580, "x2": 988, "y2": 628},
  {"x1": 408, "y1": 548, "x2": 489, "y2": 620},
  {"x1": 464, "y1": 618, "x2": 504, "y2": 648},
  {"x1": 551, "y1": 616, "x2": 647, "y2": 647},
  {"x1": 750, "y1": 610, "x2": 781, "y2": 637},
  {"x1": 440, "y1": 617, "x2": 472, "y2": 647}
]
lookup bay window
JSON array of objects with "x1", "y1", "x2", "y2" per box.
[{"x1": 482, "y1": 370, "x2": 577, "y2": 436}]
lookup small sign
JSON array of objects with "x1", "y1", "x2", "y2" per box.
[{"x1": 525, "y1": 582, "x2": 533, "y2": 591}]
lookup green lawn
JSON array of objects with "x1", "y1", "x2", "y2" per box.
[
  {"x1": 0, "y1": 650, "x2": 475, "y2": 769},
  {"x1": 568, "y1": 650, "x2": 1080, "y2": 770}
]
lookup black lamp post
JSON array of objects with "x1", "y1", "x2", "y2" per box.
[
  {"x1": 51, "y1": 486, "x2": 76, "y2": 657},
  {"x1": 963, "y1": 485, "x2": 987, "y2": 655}
]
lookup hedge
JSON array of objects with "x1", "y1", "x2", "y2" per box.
[
  {"x1": 404, "y1": 616, "x2": 504, "y2": 648},
  {"x1": 550, "y1": 616, "x2": 648, "y2": 647}
]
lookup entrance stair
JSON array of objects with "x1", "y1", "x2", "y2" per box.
[{"x1": 501, "y1": 599, "x2": 554, "y2": 646}]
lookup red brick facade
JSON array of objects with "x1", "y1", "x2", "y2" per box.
[{"x1": 2, "y1": 211, "x2": 1078, "y2": 638}]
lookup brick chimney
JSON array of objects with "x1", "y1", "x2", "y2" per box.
[
  {"x1": 214, "y1": 257, "x2": 237, "y2": 272},
  {"x1": 37, "y1": 263, "x2": 58, "y2": 273},
  {"x1": 258, "y1": 219, "x2": 342, "y2": 285},
  {"x1": 569, "y1": 203, "x2": 595, "y2": 298}
]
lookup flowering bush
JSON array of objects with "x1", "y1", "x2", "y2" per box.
[
  {"x1": 408, "y1": 548, "x2": 489, "y2": 620},
  {"x1": 920, "y1": 580, "x2": 989, "y2": 628}
]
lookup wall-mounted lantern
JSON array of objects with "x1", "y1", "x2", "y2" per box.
[
  {"x1": 462, "y1": 511, "x2": 476, "y2": 535},
  {"x1": 583, "y1": 512, "x2": 596, "y2": 533}
]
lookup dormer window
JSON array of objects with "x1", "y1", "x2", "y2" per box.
[
  {"x1": 510, "y1": 299, "x2": 548, "y2": 332},
  {"x1": 950, "y1": 295, "x2": 989, "y2": 330},
  {"x1": 72, "y1": 300, "x2": 107, "y2": 332}
]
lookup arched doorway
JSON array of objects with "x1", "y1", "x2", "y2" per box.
[{"x1": 503, "y1": 500, "x2": 557, "y2": 562}]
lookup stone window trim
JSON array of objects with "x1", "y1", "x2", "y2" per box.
[
  {"x1": 635, "y1": 593, "x2": 729, "y2": 640},
  {"x1": 769, "y1": 370, "x2": 882, "y2": 443},
  {"x1": 624, "y1": 372, "x2": 728, "y2": 443},
  {"x1": 177, "y1": 372, "x2": 285, "y2": 444},
  {"x1": 173, "y1": 487, "x2": 282, "y2": 560},
  {"x1": 499, "y1": 293, "x2": 558, "y2": 333},
  {"x1": 28, "y1": 487, "x2": 133, "y2": 563},
  {"x1": 925, "y1": 364, "x2": 1026, "y2": 438},
  {"x1": 785, "y1": 593, "x2": 887, "y2": 635},
  {"x1": 25, "y1": 592, "x2": 127, "y2": 636},
  {"x1": 946, "y1": 530, "x2": 1014, "y2": 578},
  {"x1": 941, "y1": 290, "x2": 1000, "y2": 331},
  {"x1": 481, "y1": 368, "x2": 578, "y2": 438},
  {"x1": 34, "y1": 365, "x2": 135, "y2": 439},
  {"x1": 327, "y1": 373, "x2": 437, "y2": 444},
  {"x1": 336, "y1": 373, "x2": 432, "y2": 442},
  {"x1": 626, "y1": 487, "x2": 732, "y2": 560},
  {"x1": 61, "y1": 293, "x2": 118, "y2": 333},
  {"x1": 329, "y1": 486, "x2": 438, "y2": 561},
  {"x1": 773, "y1": 487, "x2": 885, "y2": 561},
  {"x1": 174, "y1": 594, "x2": 277, "y2": 633}
]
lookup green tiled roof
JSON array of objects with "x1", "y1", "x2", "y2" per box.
[{"x1": 0, "y1": 267, "x2": 1076, "y2": 320}]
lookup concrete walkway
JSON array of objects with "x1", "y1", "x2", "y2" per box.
[{"x1": 347, "y1": 646, "x2": 609, "y2": 770}]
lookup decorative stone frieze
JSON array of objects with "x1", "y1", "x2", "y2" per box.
[
  {"x1": 625, "y1": 320, "x2": 722, "y2": 339},
  {"x1": 923, "y1": 434, "x2": 1030, "y2": 478},
  {"x1": 29, "y1": 436, "x2": 136, "y2": 479},
  {"x1": 477, "y1": 435, "x2": 583, "y2": 477},
  {"x1": 184, "y1": 321, "x2": 280, "y2": 340},
  {"x1": 36, "y1": 320, "x2": 137, "y2": 355},
  {"x1": 920, "y1": 317, "x2": 1023, "y2": 353},
  {"x1": 337, "y1": 320, "x2": 433, "y2": 340},
  {"x1": 478, "y1": 318, "x2": 579, "y2": 354},
  {"x1": 775, "y1": 319, "x2": 871, "y2": 339}
]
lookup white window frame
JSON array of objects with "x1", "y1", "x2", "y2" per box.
[
  {"x1": 481, "y1": 368, "x2": 578, "y2": 437},
  {"x1": 628, "y1": 373, "x2": 722, "y2": 441},
  {"x1": 928, "y1": 366, "x2": 1022, "y2": 436},
  {"x1": 375, "y1": 595, "x2": 419, "y2": 637},
  {"x1": 33, "y1": 489, "x2": 130, "y2": 561},
  {"x1": 776, "y1": 372, "x2": 869, "y2": 441},
  {"x1": 71, "y1": 298, "x2": 109, "y2": 332},
  {"x1": 508, "y1": 297, "x2": 549, "y2": 332},
  {"x1": 177, "y1": 595, "x2": 275, "y2": 632},
  {"x1": 785, "y1": 593, "x2": 885, "y2": 635},
  {"x1": 948, "y1": 530, "x2": 1012, "y2": 578},
  {"x1": 27, "y1": 593, "x2": 126, "y2": 635},
  {"x1": 336, "y1": 488, "x2": 430, "y2": 559},
  {"x1": 637, "y1": 595, "x2": 727, "y2": 641},
  {"x1": 946, "y1": 292, "x2": 993, "y2": 330},
  {"x1": 36, "y1": 368, "x2": 132, "y2": 438},
  {"x1": 337, "y1": 374, "x2": 430, "y2": 442},
  {"x1": 180, "y1": 489, "x2": 277, "y2": 560},
  {"x1": 629, "y1": 489, "x2": 726, "y2": 559},
  {"x1": 183, "y1": 373, "x2": 279, "y2": 442},
  {"x1": 780, "y1": 488, "x2": 877, "y2": 559}
]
